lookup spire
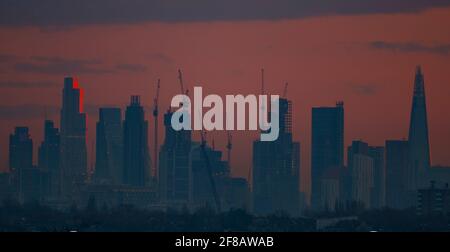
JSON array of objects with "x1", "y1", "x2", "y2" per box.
[
  {"x1": 416, "y1": 65, "x2": 422, "y2": 75},
  {"x1": 414, "y1": 65, "x2": 425, "y2": 95},
  {"x1": 408, "y1": 65, "x2": 431, "y2": 189}
]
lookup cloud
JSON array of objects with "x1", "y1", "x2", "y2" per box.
[
  {"x1": 0, "y1": 103, "x2": 155, "y2": 124},
  {"x1": 0, "y1": 54, "x2": 16, "y2": 73},
  {"x1": 146, "y1": 53, "x2": 175, "y2": 65},
  {"x1": 0, "y1": 104, "x2": 122, "y2": 120},
  {"x1": 0, "y1": 104, "x2": 58, "y2": 120},
  {"x1": 0, "y1": 80, "x2": 58, "y2": 88},
  {"x1": 14, "y1": 56, "x2": 147, "y2": 75},
  {"x1": 116, "y1": 63, "x2": 147, "y2": 73},
  {"x1": 350, "y1": 83, "x2": 378, "y2": 96},
  {"x1": 0, "y1": 54, "x2": 16, "y2": 63},
  {"x1": 1, "y1": 0, "x2": 449, "y2": 26},
  {"x1": 14, "y1": 56, "x2": 114, "y2": 75},
  {"x1": 369, "y1": 41, "x2": 450, "y2": 55}
]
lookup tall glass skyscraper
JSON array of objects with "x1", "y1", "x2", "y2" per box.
[
  {"x1": 123, "y1": 96, "x2": 150, "y2": 187},
  {"x1": 311, "y1": 102, "x2": 344, "y2": 210},
  {"x1": 385, "y1": 140, "x2": 410, "y2": 209},
  {"x1": 38, "y1": 120, "x2": 60, "y2": 198},
  {"x1": 9, "y1": 126, "x2": 39, "y2": 202},
  {"x1": 94, "y1": 108, "x2": 123, "y2": 185},
  {"x1": 9, "y1": 127, "x2": 33, "y2": 174},
  {"x1": 408, "y1": 66, "x2": 431, "y2": 190},
  {"x1": 60, "y1": 77, "x2": 87, "y2": 197},
  {"x1": 253, "y1": 98, "x2": 300, "y2": 216}
]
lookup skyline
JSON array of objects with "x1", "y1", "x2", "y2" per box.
[
  {"x1": 2, "y1": 65, "x2": 439, "y2": 213},
  {"x1": 1, "y1": 65, "x2": 443, "y2": 197},
  {"x1": 2, "y1": 6, "x2": 450, "y2": 198},
  {"x1": 0, "y1": 65, "x2": 447, "y2": 197}
]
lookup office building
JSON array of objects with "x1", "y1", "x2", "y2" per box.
[{"x1": 311, "y1": 102, "x2": 344, "y2": 210}]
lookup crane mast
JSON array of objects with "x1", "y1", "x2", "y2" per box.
[
  {"x1": 226, "y1": 132, "x2": 232, "y2": 167},
  {"x1": 178, "y1": 69, "x2": 185, "y2": 94},
  {"x1": 152, "y1": 79, "x2": 160, "y2": 177},
  {"x1": 200, "y1": 130, "x2": 221, "y2": 212},
  {"x1": 261, "y1": 68, "x2": 265, "y2": 95},
  {"x1": 283, "y1": 82, "x2": 288, "y2": 98}
]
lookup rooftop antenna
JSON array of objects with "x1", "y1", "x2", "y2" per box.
[{"x1": 283, "y1": 82, "x2": 288, "y2": 98}]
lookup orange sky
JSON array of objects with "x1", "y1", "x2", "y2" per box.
[{"x1": 1, "y1": 7, "x2": 450, "y2": 195}]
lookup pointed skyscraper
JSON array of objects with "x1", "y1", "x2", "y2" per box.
[{"x1": 408, "y1": 66, "x2": 431, "y2": 191}]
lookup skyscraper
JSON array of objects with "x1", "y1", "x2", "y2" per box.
[
  {"x1": 408, "y1": 66, "x2": 431, "y2": 189},
  {"x1": 94, "y1": 108, "x2": 123, "y2": 185},
  {"x1": 123, "y1": 96, "x2": 151, "y2": 187},
  {"x1": 60, "y1": 77, "x2": 87, "y2": 197},
  {"x1": 368, "y1": 146, "x2": 385, "y2": 208},
  {"x1": 385, "y1": 140, "x2": 410, "y2": 209},
  {"x1": 9, "y1": 127, "x2": 33, "y2": 175},
  {"x1": 320, "y1": 166, "x2": 341, "y2": 211},
  {"x1": 253, "y1": 98, "x2": 300, "y2": 216},
  {"x1": 38, "y1": 120, "x2": 60, "y2": 198},
  {"x1": 190, "y1": 142, "x2": 228, "y2": 210},
  {"x1": 311, "y1": 102, "x2": 344, "y2": 210},
  {"x1": 158, "y1": 109, "x2": 192, "y2": 207},
  {"x1": 9, "y1": 127, "x2": 39, "y2": 202},
  {"x1": 348, "y1": 141, "x2": 374, "y2": 209}
]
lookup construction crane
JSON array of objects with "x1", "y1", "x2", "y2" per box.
[
  {"x1": 247, "y1": 165, "x2": 252, "y2": 193},
  {"x1": 261, "y1": 68, "x2": 265, "y2": 95},
  {"x1": 283, "y1": 82, "x2": 288, "y2": 98},
  {"x1": 178, "y1": 69, "x2": 185, "y2": 94},
  {"x1": 226, "y1": 132, "x2": 232, "y2": 166},
  {"x1": 260, "y1": 68, "x2": 266, "y2": 126},
  {"x1": 177, "y1": 68, "x2": 189, "y2": 114},
  {"x1": 152, "y1": 79, "x2": 160, "y2": 178},
  {"x1": 249, "y1": 68, "x2": 266, "y2": 194},
  {"x1": 200, "y1": 130, "x2": 221, "y2": 212}
]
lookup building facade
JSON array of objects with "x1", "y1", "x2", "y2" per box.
[
  {"x1": 253, "y1": 98, "x2": 300, "y2": 216},
  {"x1": 95, "y1": 108, "x2": 123, "y2": 185},
  {"x1": 158, "y1": 109, "x2": 192, "y2": 208},
  {"x1": 408, "y1": 66, "x2": 431, "y2": 190},
  {"x1": 60, "y1": 77, "x2": 87, "y2": 198},
  {"x1": 311, "y1": 102, "x2": 344, "y2": 210},
  {"x1": 385, "y1": 140, "x2": 410, "y2": 209},
  {"x1": 123, "y1": 96, "x2": 151, "y2": 187},
  {"x1": 38, "y1": 120, "x2": 60, "y2": 199}
]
